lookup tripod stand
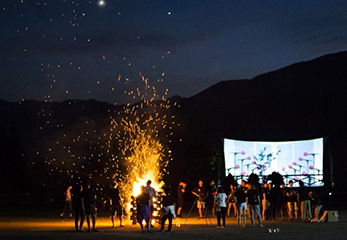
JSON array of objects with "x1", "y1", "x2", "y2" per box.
[{"x1": 184, "y1": 197, "x2": 212, "y2": 225}]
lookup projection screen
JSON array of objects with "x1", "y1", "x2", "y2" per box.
[{"x1": 223, "y1": 138, "x2": 323, "y2": 186}]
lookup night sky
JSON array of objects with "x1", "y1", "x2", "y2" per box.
[{"x1": 1, "y1": 0, "x2": 347, "y2": 104}]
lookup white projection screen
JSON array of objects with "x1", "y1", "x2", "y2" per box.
[{"x1": 223, "y1": 138, "x2": 323, "y2": 186}]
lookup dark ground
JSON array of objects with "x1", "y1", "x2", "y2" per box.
[{"x1": 0, "y1": 208, "x2": 346, "y2": 240}]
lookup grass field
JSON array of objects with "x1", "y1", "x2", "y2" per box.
[{"x1": 0, "y1": 209, "x2": 346, "y2": 240}]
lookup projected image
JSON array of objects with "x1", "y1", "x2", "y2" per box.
[{"x1": 223, "y1": 138, "x2": 323, "y2": 186}]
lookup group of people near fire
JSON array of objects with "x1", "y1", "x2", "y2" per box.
[
  {"x1": 189, "y1": 178, "x2": 326, "y2": 228},
  {"x1": 189, "y1": 178, "x2": 324, "y2": 229},
  {"x1": 60, "y1": 176, "x2": 326, "y2": 233}
]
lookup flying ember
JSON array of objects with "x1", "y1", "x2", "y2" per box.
[
  {"x1": 111, "y1": 117, "x2": 167, "y2": 206},
  {"x1": 108, "y1": 78, "x2": 177, "y2": 214}
]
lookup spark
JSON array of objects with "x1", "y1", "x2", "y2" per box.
[{"x1": 8, "y1": 0, "x2": 180, "y2": 216}]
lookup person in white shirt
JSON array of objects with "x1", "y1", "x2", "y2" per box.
[
  {"x1": 160, "y1": 187, "x2": 176, "y2": 232},
  {"x1": 214, "y1": 186, "x2": 228, "y2": 228},
  {"x1": 60, "y1": 185, "x2": 73, "y2": 218}
]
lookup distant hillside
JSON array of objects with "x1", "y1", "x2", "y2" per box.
[
  {"x1": 1, "y1": 51, "x2": 347, "y2": 199},
  {"x1": 0, "y1": 99, "x2": 118, "y2": 153},
  {"x1": 183, "y1": 50, "x2": 347, "y2": 141},
  {"x1": 3, "y1": 49, "x2": 346, "y2": 143}
]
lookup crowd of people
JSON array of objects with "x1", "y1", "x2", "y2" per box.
[
  {"x1": 59, "y1": 176, "x2": 325, "y2": 233},
  {"x1": 184, "y1": 178, "x2": 325, "y2": 229}
]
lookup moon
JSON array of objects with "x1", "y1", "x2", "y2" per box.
[{"x1": 98, "y1": 0, "x2": 105, "y2": 7}]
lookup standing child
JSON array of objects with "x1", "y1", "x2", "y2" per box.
[{"x1": 214, "y1": 187, "x2": 228, "y2": 229}]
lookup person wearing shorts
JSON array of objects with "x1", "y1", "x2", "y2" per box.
[
  {"x1": 235, "y1": 180, "x2": 247, "y2": 228},
  {"x1": 286, "y1": 180, "x2": 298, "y2": 220},
  {"x1": 136, "y1": 186, "x2": 151, "y2": 233},
  {"x1": 105, "y1": 182, "x2": 124, "y2": 227},
  {"x1": 82, "y1": 182, "x2": 98, "y2": 232},
  {"x1": 192, "y1": 180, "x2": 207, "y2": 218},
  {"x1": 227, "y1": 184, "x2": 237, "y2": 217}
]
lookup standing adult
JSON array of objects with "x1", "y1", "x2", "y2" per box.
[
  {"x1": 60, "y1": 185, "x2": 73, "y2": 218},
  {"x1": 72, "y1": 182, "x2": 84, "y2": 232},
  {"x1": 82, "y1": 181, "x2": 98, "y2": 232},
  {"x1": 176, "y1": 181, "x2": 186, "y2": 218},
  {"x1": 145, "y1": 180, "x2": 157, "y2": 226},
  {"x1": 136, "y1": 186, "x2": 151, "y2": 233},
  {"x1": 247, "y1": 184, "x2": 264, "y2": 227},
  {"x1": 286, "y1": 180, "x2": 298, "y2": 220},
  {"x1": 105, "y1": 182, "x2": 124, "y2": 227},
  {"x1": 227, "y1": 184, "x2": 237, "y2": 217},
  {"x1": 279, "y1": 183, "x2": 290, "y2": 221},
  {"x1": 235, "y1": 180, "x2": 247, "y2": 228},
  {"x1": 297, "y1": 180, "x2": 312, "y2": 222},
  {"x1": 206, "y1": 180, "x2": 217, "y2": 217},
  {"x1": 214, "y1": 187, "x2": 228, "y2": 229},
  {"x1": 266, "y1": 182, "x2": 275, "y2": 220},
  {"x1": 191, "y1": 180, "x2": 207, "y2": 218},
  {"x1": 261, "y1": 183, "x2": 269, "y2": 221}
]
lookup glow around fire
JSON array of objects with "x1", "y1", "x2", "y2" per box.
[
  {"x1": 40, "y1": 74, "x2": 178, "y2": 210},
  {"x1": 113, "y1": 118, "x2": 166, "y2": 204},
  {"x1": 108, "y1": 77, "x2": 176, "y2": 205}
]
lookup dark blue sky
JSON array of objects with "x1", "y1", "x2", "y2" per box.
[{"x1": 1, "y1": 0, "x2": 347, "y2": 104}]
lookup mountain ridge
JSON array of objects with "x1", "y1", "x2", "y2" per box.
[
  {"x1": 182, "y1": 50, "x2": 347, "y2": 141},
  {"x1": 1, "y1": 50, "x2": 347, "y2": 195}
]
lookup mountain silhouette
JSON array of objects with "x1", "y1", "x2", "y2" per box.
[
  {"x1": 182, "y1": 51, "x2": 347, "y2": 141},
  {"x1": 1, "y1": 50, "x2": 347, "y2": 202}
]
